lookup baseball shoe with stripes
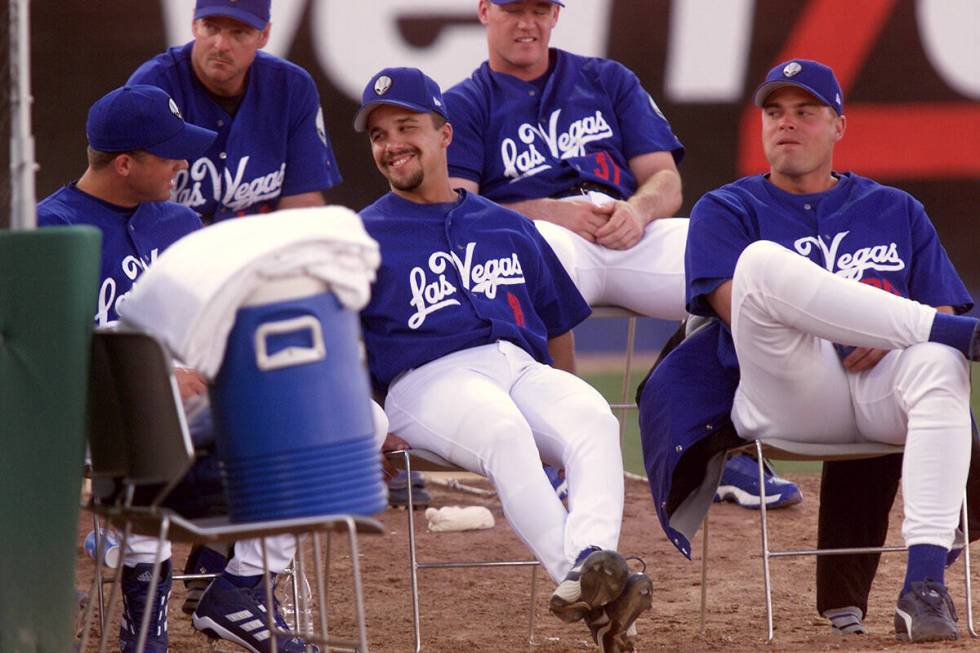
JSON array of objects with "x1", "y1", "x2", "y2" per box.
[
  {"x1": 192, "y1": 574, "x2": 317, "y2": 653},
  {"x1": 119, "y1": 560, "x2": 171, "y2": 653},
  {"x1": 714, "y1": 453, "x2": 803, "y2": 509}
]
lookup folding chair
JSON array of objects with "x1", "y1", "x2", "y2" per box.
[
  {"x1": 386, "y1": 449, "x2": 540, "y2": 653},
  {"x1": 700, "y1": 438, "x2": 975, "y2": 642},
  {"x1": 589, "y1": 306, "x2": 642, "y2": 444},
  {"x1": 81, "y1": 329, "x2": 384, "y2": 653}
]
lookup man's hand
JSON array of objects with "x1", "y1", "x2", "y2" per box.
[
  {"x1": 174, "y1": 368, "x2": 207, "y2": 400},
  {"x1": 381, "y1": 432, "x2": 411, "y2": 481},
  {"x1": 592, "y1": 200, "x2": 645, "y2": 249},
  {"x1": 546, "y1": 199, "x2": 610, "y2": 242},
  {"x1": 842, "y1": 347, "x2": 889, "y2": 373}
]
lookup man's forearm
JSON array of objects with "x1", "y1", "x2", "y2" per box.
[
  {"x1": 547, "y1": 331, "x2": 577, "y2": 374},
  {"x1": 502, "y1": 197, "x2": 561, "y2": 222},
  {"x1": 628, "y1": 168, "x2": 682, "y2": 225}
]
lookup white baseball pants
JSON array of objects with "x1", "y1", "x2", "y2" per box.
[
  {"x1": 730, "y1": 240, "x2": 971, "y2": 548},
  {"x1": 534, "y1": 192, "x2": 688, "y2": 319},
  {"x1": 384, "y1": 340, "x2": 624, "y2": 582}
]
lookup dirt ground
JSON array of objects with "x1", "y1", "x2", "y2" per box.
[{"x1": 76, "y1": 473, "x2": 980, "y2": 652}]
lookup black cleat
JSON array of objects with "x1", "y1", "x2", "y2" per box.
[{"x1": 895, "y1": 580, "x2": 959, "y2": 642}]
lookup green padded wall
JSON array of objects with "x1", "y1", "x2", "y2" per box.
[{"x1": 0, "y1": 226, "x2": 100, "y2": 653}]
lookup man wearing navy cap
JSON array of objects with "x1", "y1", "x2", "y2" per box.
[
  {"x1": 38, "y1": 85, "x2": 318, "y2": 653},
  {"x1": 129, "y1": 0, "x2": 354, "y2": 626},
  {"x1": 38, "y1": 84, "x2": 216, "y2": 327},
  {"x1": 354, "y1": 66, "x2": 653, "y2": 652},
  {"x1": 639, "y1": 58, "x2": 980, "y2": 642},
  {"x1": 129, "y1": 0, "x2": 342, "y2": 224}
]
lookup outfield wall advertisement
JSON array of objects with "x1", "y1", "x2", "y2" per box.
[{"x1": 13, "y1": 0, "x2": 979, "y2": 295}]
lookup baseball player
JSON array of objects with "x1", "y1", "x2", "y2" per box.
[
  {"x1": 354, "y1": 66, "x2": 652, "y2": 652},
  {"x1": 38, "y1": 85, "x2": 318, "y2": 653},
  {"x1": 640, "y1": 59, "x2": 980, "y2": 642},
  {"x1": 128, "y1": 0, "x2": 360, "y2": 612},
  {"x1": 446, "y1": 0, "x2": 801, "y2": 508},
  {"x1": 128, "y1": 0, "x2": 341, "y2": 224}
]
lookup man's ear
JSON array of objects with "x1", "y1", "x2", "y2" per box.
[
  {"x1": 257, "y1": 23, "x2": 271, "y2": 49},
  {"x1": 442, "y1": 121, "x2": 454, "y2": 149},
  {"x1": 113, "y1": 154, "x2": 133, "y2": 177},
  {"x1": 477, "y1": 0, "x2": 491, "y2": 26},
  {"x1": 833, "y1": 114, "x2": 846, "y2": 143}
]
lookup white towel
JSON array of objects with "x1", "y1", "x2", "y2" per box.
[
  {"x1": 425, "y1": 506, "x2": 496, "y2": 532},
  {"x1": 118, "y1": 206, "x2": 380, "y2": 379}
]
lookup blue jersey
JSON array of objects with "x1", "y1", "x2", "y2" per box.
[
  {"x1": 129, "y1": 43, "x2": 341, "y2": 223},
  {"x1": 359, "y1": 190, "x2": 590, "y2": 391},
  {"x1": 641, "y1": 172, "x2": 973, "y2": 557},
  {"x1": 445, "y1": 49, "x2": 684, "y2": 204},
  {"x1": 37, "y1": 183, "x2": 202, "y2": 327}
]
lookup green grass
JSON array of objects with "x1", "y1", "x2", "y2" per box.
[{"x1": 582, "y1": 362, "x2": 980, "y2": 478}]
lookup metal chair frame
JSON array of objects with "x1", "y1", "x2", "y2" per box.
[
  {"x1": 87, "y1": 516, "x2": 305, "y2": 634},
  {"x1": 81, "y1": 329, "x2": 383, "y2": 653},
  {"x1": 700, "y1": 438, "x2": 975, "y2": 642},
  {"x1": 387, "y1": 449, "x2": 540, "y2": 653},
  {"x1": 589, "y1": 306, "x2": 641, "y2": 445}
]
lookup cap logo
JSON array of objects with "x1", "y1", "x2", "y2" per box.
[
  {"x1": 835, "y1": 92, "x2": 842, "y2": 106},
  {"x1": 168, "y1": 97, "x2": 183, "y2": 120},
  {"x1": 782, "y1": 62, "x2": 802, "y2": 78},
  {"x1": 374, "y1": 75, "x2": 392, "y2": 96},
  {"x1": 433, "y1": 96, "x2": 442, "y2": 107}
]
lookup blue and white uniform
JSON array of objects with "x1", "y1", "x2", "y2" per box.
[
  {"x1": 445, "y1": 48, "x2": 688, "y2": 318},
  {"x1": 37, "y1": 183, "x2": 202, "y2": 327},
  {"x1": 640, "y1": 172, "x2": 973, "y2": 557},
  {"x1": 360, "y1": 189, "x2": 623, "y2": 581},
  {"x1": 129, "y1": 43, "x2": 341, "y2": 223}
]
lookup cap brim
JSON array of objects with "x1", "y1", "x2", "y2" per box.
[
  {"x1": 194, "y1": 7, "x2": 267, "y2": 30},
  {"x1": 753, "y1": 80, "x2": 836, "y2": 112},
  {"x1": 353, "y1": 99, "x2": 434, "y2": 132},
  {"x1": 144, "y1": 122, "x2": 217, "y2": 160}
]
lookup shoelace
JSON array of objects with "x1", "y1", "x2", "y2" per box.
[
  {"x1": 913, "y1": 582, "x2": 958, "y2": 622},
  {"x1": 624, "y1": 555, "x2": 647, "y2": 574}
]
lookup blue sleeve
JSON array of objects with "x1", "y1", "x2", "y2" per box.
[
  {"x1": 525, "y1": 223, "x2": 592, "y2": 336},
  {"x1": 606, "y1": 61, "x2": 685, "y2": 164},
  {"x1": 445, "y1": 84, "x2": 486, "y2": 184},
  {"x1": 36, "y1": 204, "x2": 70, "y2": 227},
  {"x1": 685, "y1": 191, "x2": 755, "y2": 317},
  {"x1": 128, "y1": 61, "x2": 165, "y2": 87},
  {"x1": 281, "y1": 72, "x2": 342, "y2": 196},
  {"x1": 906, "y1": 198, "x2": 973, "y2": 313}
]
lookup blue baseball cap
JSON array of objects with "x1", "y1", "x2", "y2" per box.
[
  {"x1": 753, "y1": 59, "x2": 843, "y2": 115},
  {"x1": 491, "y1": 0, "x2": 565, "y2": 5},
  {"x1": 194, "y1": 0, "x2": 270, "y2": 30},
  {"x1": 353, "y1": 67, "x2": 449, "y2": 132},
  {"x1": 87, "y1": 85, "x2": 217, "y2": 160}
]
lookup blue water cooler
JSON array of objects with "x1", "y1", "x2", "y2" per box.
[{"x1": 209, "y1": 277, "x2": 386, "y2": 522}]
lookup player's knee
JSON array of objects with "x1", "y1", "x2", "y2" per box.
[
  {"x1": 896, "y1": 342, "x2": 970, "y2": 404},
  {"x1": 560, "y1": 406, "x2": 620, "y2": 455},
  {"x1": 480, "y1": 416, "x2": 539, "y2": 470},
  {"x1": 733, "y1": 240, "x2": 787, "y2": 284}
]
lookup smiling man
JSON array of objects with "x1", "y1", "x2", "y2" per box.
[
  {"x1": 640, "y1": 59, "x2": 980, "y2": 643},
  {"x1": 129, "y1": 0, "x2": 341, "y2": 223},
  {"x1": 354, "y1": 66, "x2": 653, "y2": 652}
]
